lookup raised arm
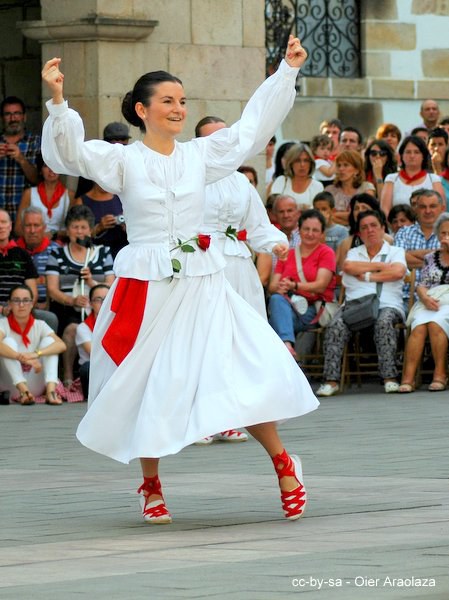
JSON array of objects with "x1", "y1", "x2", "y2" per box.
[
  {"x1": 41, "y1": 58, "x2": 125, "y2": 194},
  {"x1": 198, "y1": 37, "x2": 307, "y2": 182}
]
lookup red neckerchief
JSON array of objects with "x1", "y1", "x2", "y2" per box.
[
  {"x1": 84, "y1": 312, "x2": 96, "y2": 332},
  {"x1": 7, "y1": 312, "x2": 35, "y2": 347},
  {"x1": 16, "y1": 236, "x2": 50, "y2": 256},
  {"x1": 37, "y1": 181, "x2": 66, "y2": 218},
  {"x1": 0, "y1": 240, "x2": 17, "y2": 257},
  {"x1": 399, "y1": 169, "x2": 427, "y2": 184},
  {"x1": 441, "y1": 168, "x2": 449, "y2": 181}
]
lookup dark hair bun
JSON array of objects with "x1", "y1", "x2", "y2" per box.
[{"x1": 121, "y1": 91, "x2": 142, "y2": 128}]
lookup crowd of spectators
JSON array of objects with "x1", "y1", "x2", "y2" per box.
[{"x1": 2, "y1": 90, "x2": 449, "y2": 403}]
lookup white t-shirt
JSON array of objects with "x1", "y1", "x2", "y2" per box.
[
  {"x1": 384, "y1": 172, "x2": 441, "y2": 206},
  {"x1": 271, "y1": 176, "x2": 324, "y2": 207},
  {"x1": 0, "y1": 317, "x2": 53, "y2": 352},
  {"x1": 313, "y1": 158, "x2": 335, "y2": 182},
  {"x1": 342, "y1": 242, "x2": 407, "y2": 317},
  {"x1": 75, "y1": 322, "x2": 92, "y2": 365}
]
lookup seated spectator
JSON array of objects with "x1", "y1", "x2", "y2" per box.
[
  {"x1": 0, "y1": 284, "x2": 66, "y2": 405},
  {"x1": 75, "y1": 182, "x2": 128, "y2": 259},
  {"x1": 266, "y1": 141, "x2": 295, "y2": 197},
  {"x1": 310, "y1": 134, "x2": 336, "y2": 185},
  {"x1": 237, "y1": 165, "x2": 258, "y2": 187},
  {"x1": 271, "y1": 143, "x2": 324, "y2": 210},
  {"x1": 265, "y1": 193, "x2": 279, "y2": 226},
  {"x1": 316, "y1": 210, "x2": 406, "y2": 396},
  {"x1": 14, "y1": 154, "x2": 74, "y2": 240},
  {"x1": 376, "y1": 123, "x2": 402, "y2": 157},
  {"x1": 326, "y1": 151, "x2": 376, "y2": 226},
  {"x1": 428, "y1": 127, "x2": 448, "y2": 176},
  {"x1": 76, "y1": 284, "x2": 110, "y2": 399},
  {"x1": 381, "y1": 135, "x2": 444, "y2": 215},
  {"x1": 339, "y1": 126, "x2": 363, "y2": 155},
  {"x1": 15, "y1": 206, "x2": 59, "y2": 331},
  {"x1": 268, "y1": 209, "x2": 336, "y2": 358},
  {"x1": 387, "y1": 204, "x2": 415, "y2": 235},
  {"x1": 438, "y1": 116, "x2": 449, "y2": 136},
  {"x1": 400, "y1": 213, "x2": 449, "y2": 392},
  {"x1": 439, "y1": 147, "x2": 449, "y2": 206},
  {"x1": 336, "y1": 194, "x2": 391, "y2": 272},
  {"x1": 411, "y1": 126, "x2": 430, "y2": 143},
  {"x1": 0, "y1": 208, "x2": 38, "y2": 316},
  {"x1": 364, "y1": 139, "x2": 397, "y2": 198},
  {"x1": 312, "y1": 191, "x2": 348, "y2": 253},
  {"x1": 45, "y1": 205, "x2": 115, "y2": 386},
  {"x1": 324, "y1": 118, "x2": 343, "y2": 159}
]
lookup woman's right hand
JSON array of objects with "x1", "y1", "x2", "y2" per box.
[
  {"x1": 422, "y1": 294, "x2": 440, "y2": 311},
  {"x1": 42, "y1": 58, "x2": 64, "y2": 104}
]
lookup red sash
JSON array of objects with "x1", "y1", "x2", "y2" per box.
[
  {"x1": 84, "y1": 312, "x2": 96, "y2": 332},
  {"x1": 37, "y1": 181, "x2": 66, "y2": 218},
  {"x1": 399, "y1": 169, "x2": 427, "y2": 184},
  {"x1": 17, "y1": 236, "x2": 50, "y2": 255},
  {"x1": 102, "y1": 278, "x2": 148, "y2": 366},
  {"x1": 0, "y1": 240, "x2": 17, "y2": 257}
]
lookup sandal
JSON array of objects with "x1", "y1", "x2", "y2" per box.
[
  {"x1": 19, "y1": 390, "x2": 35, "y2": 405},
  {"x1": 398, "y1": 382, "x2": 415, "y2": 394},
  {"x1": 137, "y1": 476, "x2": 172, "y2": 524},
  {"x1": 46, "y1": 391, "x2": 63, "y2": 405},
  {"x1": 428, "y1": 379, "x2": 447, "y2": 392},
  {"x1": 272, "y1": 449, "x2": 307, "y2": 520}
]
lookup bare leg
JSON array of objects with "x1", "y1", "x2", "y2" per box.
[
  {"x1": 428, "y1": 322, "x2": 448, "y2": 382},
  {"x1": 401, "y1": 324, "x2": 428, "y2": 384},
  {"x1": 62, "y1": 323, "x2": 78, "y2": 383},
  {"x1": 246, "y1": 422, "x2": 298, "y2": 492}
]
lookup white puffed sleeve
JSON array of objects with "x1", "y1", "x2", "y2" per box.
[
  {"x1": 243, "y1": 183, "x2": 288, "y2": 253},
  {"x1": 41, "y1": 100, "x2": 126, "y2": 195},
  {"x1": 192, "y1": 60, "x2": 299, "y2": 184}
]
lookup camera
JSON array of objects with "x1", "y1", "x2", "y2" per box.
[{"x1": 115, "y1": 215, "x2": 125, "y2": 224}]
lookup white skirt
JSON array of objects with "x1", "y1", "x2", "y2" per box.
[
  {"x1": 224, "y1": 255, "x2": 267, "y2": 319},
  {"x1": 76, "y1": 271, "x2": 319, "y2": 464},
  {"x1": 411, "y1": 304, "x2": 449, "y2": 337}
]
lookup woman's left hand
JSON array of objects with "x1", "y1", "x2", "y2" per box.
[
  {"x1": 272, "y1": 243, "x2": 289, "y2": 260},
  {"x1": 285, "y1": 35, "x2": 308, "y2": 69}
]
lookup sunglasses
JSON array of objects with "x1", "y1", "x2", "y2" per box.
[{"x1": 370, "y1": 150, "x2": 387, "y2": 157}]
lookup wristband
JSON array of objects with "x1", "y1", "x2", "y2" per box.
[
  {"x1": 364, "y1": 272, "x2": 371, "y2": 282},
  {"x1": 36, "y1": 350, "x2": 42, "y2": 358}
]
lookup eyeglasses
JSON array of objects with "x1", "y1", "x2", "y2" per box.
[
  {"x1": 91, "y1": 297, "x2": 106, "y2": 304},
  {"x1": 370, "y1": 150, "x2": 387, "y2": 157},
  {"x1": 3, "y1": 111, "x2": 24, "y2": 118},
  {"x1": 10, "y1": 298, "x2": 32, "y2": 305}
]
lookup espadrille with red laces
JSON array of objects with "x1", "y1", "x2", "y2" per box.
[
  {"x1": 272, "y1": 450, "x2": 307, "y2": 520},
  {"x1": 137, "y1": 475, "x2": 172, "y2": 524}
]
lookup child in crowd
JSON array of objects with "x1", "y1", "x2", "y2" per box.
[
  {"x1": 313, "y1": 191, "x2": 348, "y2": 253},
  {"x1": 310, "y1": 135, "x2": 336, "y2": 185}
]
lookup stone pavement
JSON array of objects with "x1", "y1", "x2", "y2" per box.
[{"x1": 0, "y1": 384, "x2": 448, "y2": 600}]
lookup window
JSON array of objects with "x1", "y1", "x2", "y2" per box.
[{"x1": 265, "y1": 0, "x2": 361, "y2": 78}]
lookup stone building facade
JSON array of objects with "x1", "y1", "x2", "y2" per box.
[{"x1": 2, "y1": 0, "x2": 449, "y2": 179}]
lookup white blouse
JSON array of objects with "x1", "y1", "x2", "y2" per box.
[
  {"x1": 202, "y1": 172, "x2": 287, "y2": 258},
  {"x1": 42, "y1": 60, "x2": 299, "y2": 280}
]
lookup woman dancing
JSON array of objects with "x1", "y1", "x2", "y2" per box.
[{"x1": 41, "y1": 36, "x2": 319, "y2": 524}]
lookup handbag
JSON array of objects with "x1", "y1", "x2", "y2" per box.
[
  {"x1": 341, "y1": 255, "x2": 386, "y2": 331},
  {"x1": 295, "y1": 247, "x2": 338, "y2": 326}
]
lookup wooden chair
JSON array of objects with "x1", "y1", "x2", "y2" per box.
[{"x1": 340, "y1": 270, "x2": 416, "y2": 390}]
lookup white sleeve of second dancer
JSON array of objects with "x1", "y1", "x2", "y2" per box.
[
  {"x1": 242, "y1": 182, "x2": 288, "y2": 253},
  {"x1": 41, "y1": 100, "x2": 126, "y2": 195},
  {"x1": 194, "y1": 60, "x2": 300, "y2": 184}
]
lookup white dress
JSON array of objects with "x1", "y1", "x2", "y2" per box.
[
  {"x1": 203, "y1": 171, "x2": 287, "y2": 318},
  {"x1": 42, "y1": 60, "x2": 319, "y2": 464}
]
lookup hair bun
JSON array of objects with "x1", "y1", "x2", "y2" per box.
[{"x1": 121, "y1": 91, "x2": 142, "y2": 128}]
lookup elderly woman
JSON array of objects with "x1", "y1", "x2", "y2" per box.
[
  {"x1": 317, "y1": 210, "x2": 407, "y2": 396},
  {"x1": 326, "y1": 150, "x2": 376, "y2": 226},
  {"x1": 46, "y1": 204, "x2": 115, "y2": 386},
  {"x1": 0, "y1": 284, "x2": 66, "y2": 405},
  {"x1": 268, "y1": 209, "x2": 336, "y2": 358},
  {"x1": 381, "y1": 135, "x2": 444, "y2": 214},
  {"x1": 400, "y1": 212, "x2": 449, "y2": 392},
  {"x1": 271, "y1": 143, "x2": 323, "y2": 210}
]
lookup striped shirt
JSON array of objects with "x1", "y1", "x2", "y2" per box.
[
  {"x1": 0, "y1": 246, "x2": 38, "y2": 304},
  {"x1": 45, "y1": 244, "x2": 114, "y2": 294}
]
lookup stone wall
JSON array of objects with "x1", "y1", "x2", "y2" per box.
[
  {"x1": 0, "y1": 0, "x2": 41, "y2": 134},
  {"x1": 295, "y1": 0, "x2": 449, "y2": 142}
]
